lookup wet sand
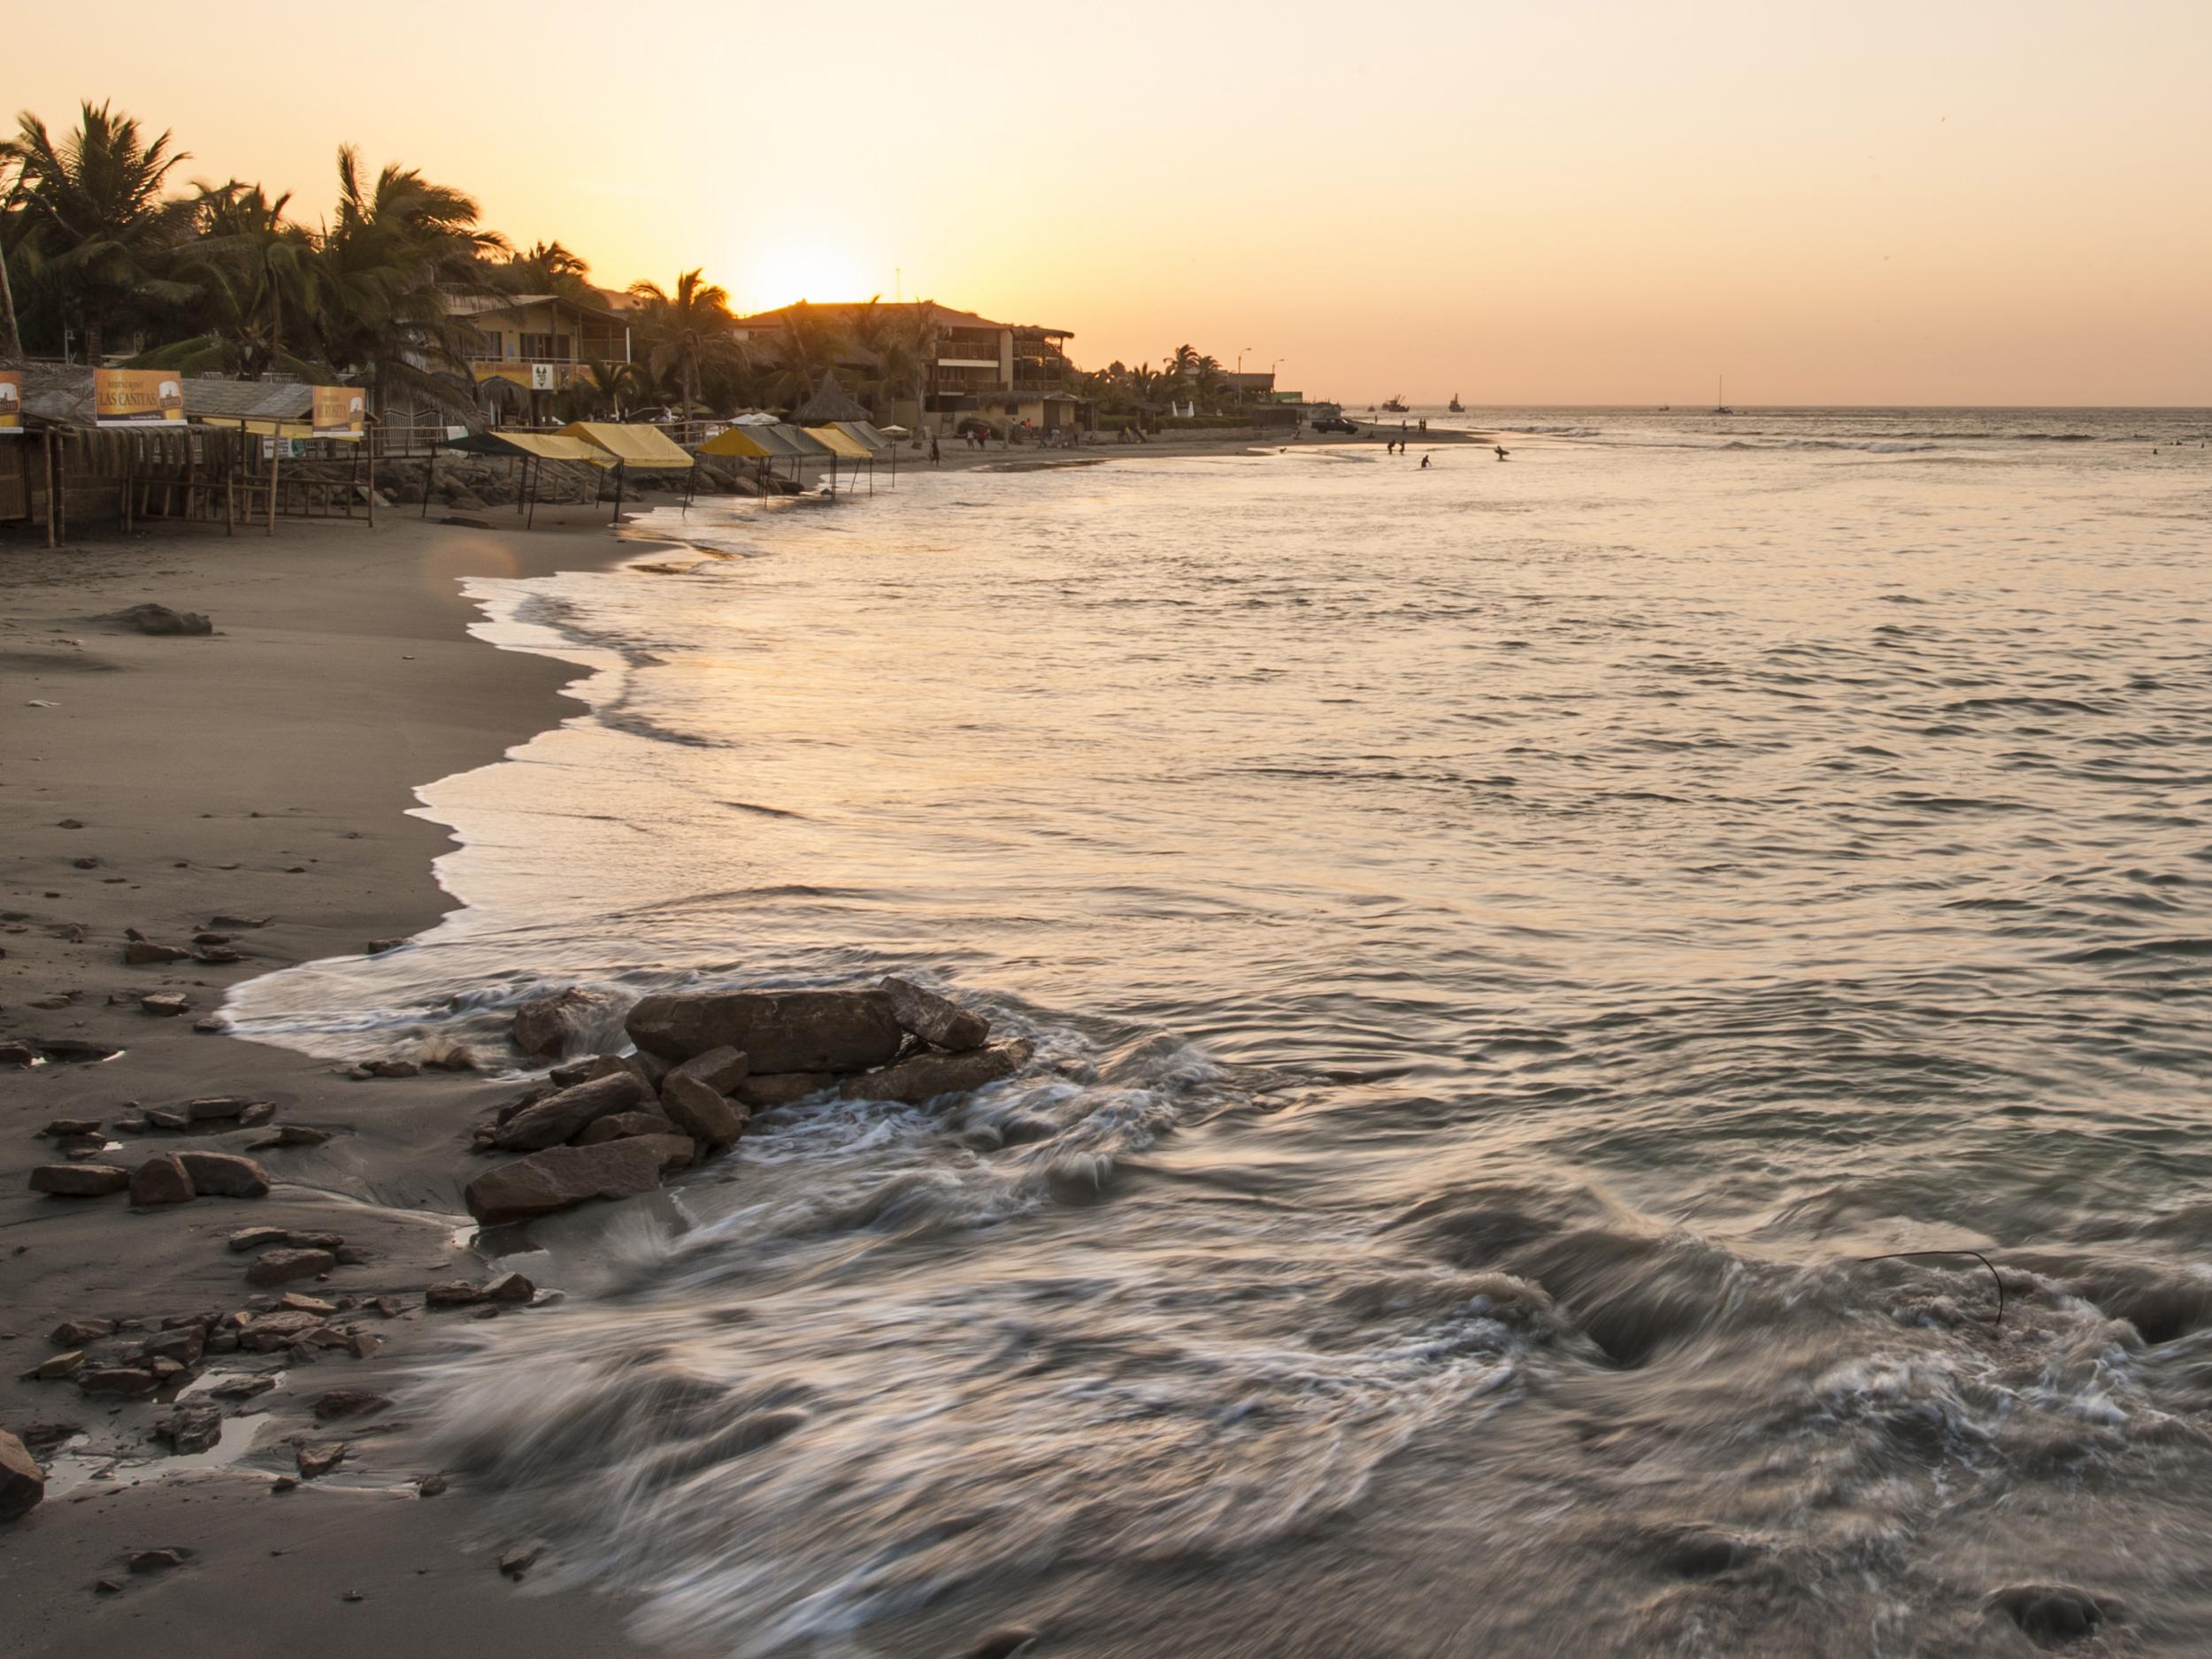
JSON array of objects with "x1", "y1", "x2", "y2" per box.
[{"x1": 0, "y1": 507, "x2": 712, "y2": 1655}]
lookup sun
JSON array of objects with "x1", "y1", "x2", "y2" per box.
[{"x1": 742, "y1": 244, "x2": 875, "y2": 315}]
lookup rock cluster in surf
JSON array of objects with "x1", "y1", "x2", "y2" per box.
[{"x1": 468, "y1": 979, "x2": 1025, "y2": 1224}]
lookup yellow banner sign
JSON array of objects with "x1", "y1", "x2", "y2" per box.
[
  {"x1": 0, "y1": 370, "x2": 21, "y2": 434},
  {"x1": 93, "y1": 368, "x2": 187, "y2": 428},
  {"x1": 311, "y1": 386, "x2": 366, "y2": 441}
]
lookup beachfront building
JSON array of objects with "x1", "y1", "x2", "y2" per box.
[
  {"x1": 729, "y1": 302, "x2": 1092, "y2": 436},
  {"x1": 442, "y1": 289, "x2": 634, "y2": 419}
]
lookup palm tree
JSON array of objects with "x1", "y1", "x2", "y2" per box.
[
  {"x1": 3, "y1": 101, "x2": 193, "y2": 360},
  {"x1": 500, "y1": 239, "x2": 595, "y2": 306},
  {"x1": 760, "y1": 299, "x2": 840, "y2": 411},
  {"x1": 0, "y1": 150, "x2": 25, "y2": 363},
  {"x1": 578, "y1": 357, "x2": 641, "y2": 419},
  {"x1": 627, "y1": 268, "x2": 735, "y2": 417},
  {"x1": 1194, "y1": 355, "x2": 1230, "y2": 412},
  {"x1": 138, "y1": 180, "x2": 324, "y2": 380},
  {"x1": 312, "y1": 145, "x2": 503, "y2": 417}
]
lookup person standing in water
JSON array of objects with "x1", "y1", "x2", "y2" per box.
[{"x1": 1494, "y1": 444, "x2": 1510, "y2": 461}]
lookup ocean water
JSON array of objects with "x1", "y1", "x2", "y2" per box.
[{"x1": 232, "y1": 410, "x2": 2212, "y2": 1656}]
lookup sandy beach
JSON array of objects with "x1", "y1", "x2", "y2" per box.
[{"x1": 0, "y1": 507, "x2": 721, "y2": 1655}]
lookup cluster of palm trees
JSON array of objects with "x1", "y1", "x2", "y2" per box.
[
  {"x1": 1076, "y1": 344, "x2": 1248, "y2": 416},
  {"x1": 0, "y1": 100, "x2": 1267, "y2": 431},
  {"x1": 0, "y1": 100, "x2": 751, "y2": 423}
]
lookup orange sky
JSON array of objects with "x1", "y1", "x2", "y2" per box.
[{"x1": 12, "y1": 1, "x2": 2209, "y2": 403}]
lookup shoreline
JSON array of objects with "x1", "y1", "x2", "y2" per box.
[{"x1": 0, "y1": 506, "x2": 719, "y2": 1655}]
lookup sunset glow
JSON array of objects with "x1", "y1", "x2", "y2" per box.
[{"x1": 11, "y1": 0, "x2": 2210, "y2": 402}]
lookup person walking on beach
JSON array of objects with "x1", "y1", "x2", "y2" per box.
[
  {"x1": 930, "y1": 434, "x2": 941, "y2": 465},
  {"x1": 1494, "y1": 444, "x2": 1510, "y2": 461}
]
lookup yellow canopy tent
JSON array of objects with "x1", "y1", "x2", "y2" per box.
[
  {"x1": 699, "y1": 422, "x2": 830, "y2": 492},
  {"x1": 501, "y1": 432, "x2": 610, "y2": 465},
  {"x1": 804, "y1": 424, "x2": 885, "y2": 495},
  {"x1": 697, "y1": 425, "x2": 803, "y2": 460},
  {"x1": 556, "y1": 420, "x2": 695, "y2": 518},
  {"x1": 556, "y1": 422, "x2": 693, "y2": 469}
]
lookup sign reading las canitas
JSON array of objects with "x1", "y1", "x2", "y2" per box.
[
  {"x1": 0, "y1": 369, "x2": 21, "y2": 435},
  {"x1": 93, "y1": 368, "x2": 187, "y2": 428},
  {"x1": 311, "y1": 386, "x2": 366, "y2": 441}
]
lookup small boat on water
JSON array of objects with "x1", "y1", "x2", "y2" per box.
[
  {"x1": 1381, "y1": 395, "x2": 1409, "y2": 413},
  {"x1": 1711, "y1": 375, "x2": 1734, "y2": 415},
  {"x1": 1448, "y1": 394, "x2": 1464, "y2": 412}
]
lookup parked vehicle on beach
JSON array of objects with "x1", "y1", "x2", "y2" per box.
[{"x1": 1305, "y1": 403, "x2": 1358, "y2": 434}]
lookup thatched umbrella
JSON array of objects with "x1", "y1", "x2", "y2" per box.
[{"x1": 795, "y1": 369, "x2": 871, "y2": 426}]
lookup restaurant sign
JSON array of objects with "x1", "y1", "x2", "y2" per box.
[
  {"x1": 0, "y1": 369, "x2": 21, "y2": 435},
  {"x1": 311, "y1": 386, "x2": 367, "y2": 441},
  {"x1": 93, "y1": 368, "x2": 188, "y2": 428}
]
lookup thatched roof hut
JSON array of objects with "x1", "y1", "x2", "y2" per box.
[{"x1": 795, "y1": 370, "x2": 871, "y2": 426}]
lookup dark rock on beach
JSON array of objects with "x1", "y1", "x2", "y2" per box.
[
  {"x1": 105, "y1": 603, "x2": 213, "y2": 636},
  {"x1": 154, "y1": 1402, "x2": 224, "y2": 1455},
  {"x1": 464, "y1": 1138, "x2": 673, "y2": 1224},
  {"x1": 735, "y1": 1071, "x2": 840, "y2": 1109},
  {"x1": 881, "y1": 976, "x2": 991, "y2": 1052},
  {"x1": 511, "y1": 985, "x2": 619, "y2": 1058},
  {"x1": 491, "y1": 1071, "x2": 646, "y2": 1152},
  {"x1": 1986, "y1": 1583, "x2": 2124, "y2": 1645},
  {"x1": 839, "y1": 1041, "x2": 1033, "y2": 1106},
  {"x1": 30, "y1": 1164, "x2": 131, "y2": 1197},
  {"x1": 0, "y1": 1431, "x2": 44, "y2": 1522},
  {"x1": 129, "y1": 1153, "x2": 196, "y2": 1206},
  {"x1": 245, "y1": 1248, "x2": 335, "y2": 1286},
  {"x1": 626, "y1": 987, "x2": 902, "y2": 1073},
  {"x1": 76, "y1": 1366, "x2": 157, "y2": 1399},
  {"x1": 575, "y1": 1110, "x2": 682, "y2": 1144},
  {"x1": 666, "y1": 1044, "x2": 749, "y2": 1094},
  {"x1": 176, "y1": 1150, "x2": 271, "y2": 1197},
  {"x1": 658, "y1": 1072, "x2": 749, "y2": 1152},
  {"x1": 124, "y1": 939, "x2": 193, "y2": 965}
]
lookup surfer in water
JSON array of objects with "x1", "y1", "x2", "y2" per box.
[
  {"x1": 1494, "y1": 444, "x2": 1510, "y2": 461},
  {"x1": 1420, "y1": 455, "x2": 1432, "y2": 469}
]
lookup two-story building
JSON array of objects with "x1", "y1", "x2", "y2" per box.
[
  {"x1": 442, "y1": 289, "x2": 634, "y2": 412},
  {"x1": 729, "y1": 301, "x2": 1090, "y2": 434}
]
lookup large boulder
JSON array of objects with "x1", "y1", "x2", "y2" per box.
[
  {"x1": 491, "y1": 1071, "x2": 646, "y2": 1152},
  {"x1": 666, "y1": 1045, "x2": 749, "y2": 1094},
  {"x1": 658, "y1": 1072, "x2": 748, "y2": 1153},
  {"x1": 735, "y1": 1072, "x2": 838, "y2": 1110},
  {"x1": 0, "y1": 1432, "x2": 45, "y2": 1522},
  {"x1": 29, "y1": 1164, "x2": 131, "y2": 1197},
  {"x1": 880, "y1": 977, "x2": 990, "y2": 1053},
  {"x1": 839, "y1": 1041, "x2": 1033, "y2": 1106},
  {"x1": 511, "y1": 986, "x2": 620, "y2": 1059},
  {"x1": 575, "y1": 1110, "x2": 681, "y2": 1145},
  {"x1": 129, "y1": 1153, "x2": 196, "y2": 1206},
  {"x1": 175, "y1": 1151, "x2": 271, "y2": 1198},
  {"x1": 464, "y1": 1139, "x2": 674, "y2": 1224},
  {"x1": 626, "y1": 989, "x2": 902, "y2": 1073}
]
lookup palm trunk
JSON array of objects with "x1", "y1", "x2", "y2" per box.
[{"x1": 0, "y1": 238, "x2": 21, "y2": 365}]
